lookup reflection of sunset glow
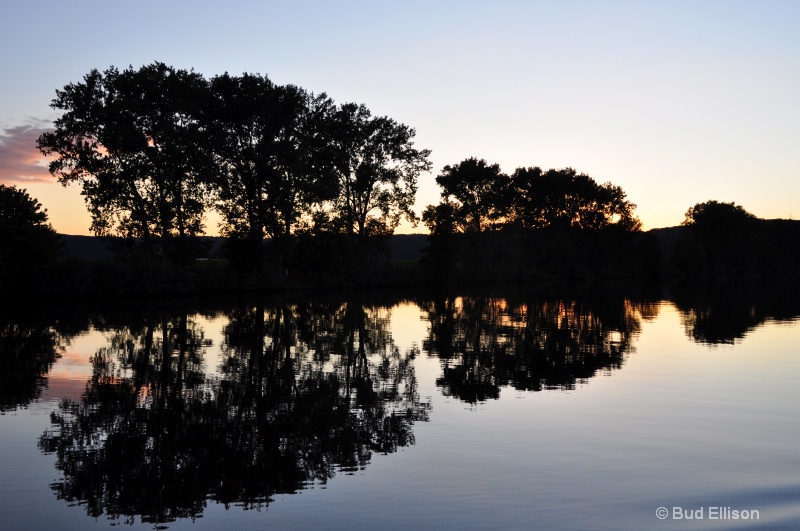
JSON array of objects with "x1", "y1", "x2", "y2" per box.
[
  {"x1": 40, "y1": 349, "x2": 93, "y2": 402},
  {"x1": 35, "y1": 329, "x2": 111, "y2": 403},
  {"x1": 390, "y1": 302, "x2": 428, "y2": 355},
  {"x1": 626, "y1": 299, "x2": 661, "y2": 322}
]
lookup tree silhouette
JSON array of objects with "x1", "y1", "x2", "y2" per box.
[
  {"x1": 508, "y1": 167, "x2": 641, "y2": 231},
  {"x1": 671, "y1": 200, "x2": 763, "y2": 275},
  {"x1": 206, "y1": 73, "x2": 338, "y2": 267},
  {"x1": 682, "y1": 200, "x2": 757, "y2": 235},
  {"x1": 38, "y1": 63, "x2": 432, "y2": 280},
  {"x1": 422, "y1": 158, "x2": 509, "y2": 234},
  {"x1": 423, "y1": 160, "x2": 641, "y2": 235},
  {"x1": 37, "y1": 63, "x2": 214, "y2": 260},
  {"x1": 0, "y1": 184, "x2": 62, "y2": 289},
  {"x1": 325, "y1": 103, "x2": 431, "y2": 239},
  {"x1": 420, "y1": 161, "x2": 647, "y2": 282}
]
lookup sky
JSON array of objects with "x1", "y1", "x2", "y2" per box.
[{"x1": 1, "y1": 0, "x2": 798, "y2": 235}]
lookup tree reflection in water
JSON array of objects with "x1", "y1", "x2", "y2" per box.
[
  {"x1": 34, "y1": 281, "x2": 800, "y2": 525},
  {"x1": 0, "y1": 302, "x2": 85, "y2": 412},
  {"x1": 0, "y1": 319, "x2": 65, "y2": 412},
  {"x1": 671, "y1": 278, "x2": 800, "y2": 345},
  {"x1": 421, "y1": 294, "x2": 653, "y2": 402},
  {"x1": 39, "y1": 302, "x2": 428, "y2": 526}
]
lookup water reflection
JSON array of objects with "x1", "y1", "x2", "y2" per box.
[
  {"x1": 38, "y1": 301, "x2": 428, "y2": 525},
  {"x1": 671, "y1": 277, "x2": 800, "y2": 344},
  {"x1": 17, "y1": 280, "x2": 800, "y2": 527},
  {"x1": 420, "y1": 292, "x2": 654, "y2": 402},
  {"x1": 0, "y1": 318, "x2": 64, "y2": 411}
]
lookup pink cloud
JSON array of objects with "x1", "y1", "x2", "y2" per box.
[{"x1": 0, "y1": 124, "x2": 56, "y2": 184}]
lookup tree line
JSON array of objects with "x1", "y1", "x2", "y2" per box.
[
  {"x1": 34, "y1": 63, "x2": 643, "y2": 255},
  {"x1": 422, "y1": 157, "x2": 642, "y2": 234},
  {"x1": 36, "y1": 62, "x2": 431, "y2": 267},
  {"x1": 670, "y1": 200, "x2": 800, "y2": 276},
  {"x1": 4, "y1": 61, "x2": 798, "y2": 292}
]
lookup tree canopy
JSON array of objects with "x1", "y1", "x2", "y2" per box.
[
  {"x1": 508, "y1": 167, "x2": 641, "y2": 231},
  {"x1": 206, "y1": 73, "x2": 338, "y2": 244},
  {"x1": 682, "y1": 200, "x2": 758, "y2": 234},
  {"x1": 37, "y1": 63, "x2": 432, "y2": 269},
  {"x1": 0, "y1": 184, "x2": 52, "y2": 229},
  {"x1": 423, "y1": 158, "x2": 508, "y2": 234},
  {"x1": 423, "y1": 158, "x2": 641, "y2": 234},
  {"x1": 325, "y1": 103, "x2": 431, "y2": 239},
  {"x1": 37, "y1": 63, "x2": 213, "y2": 259}
]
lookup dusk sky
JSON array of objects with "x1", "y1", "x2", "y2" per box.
[{"x1": 1, "y1": 0, "x2": 798, "y2": 235}]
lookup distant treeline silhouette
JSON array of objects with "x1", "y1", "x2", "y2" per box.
[
  {"x1": 1, "y1": 62, "x2": 798, "y2": 293},
  {"x1": 416, "y1": 157, "x2": 658, "y2": 282},
  {"x1": 26, "y1": 61, "x2": 653, "y2": 289},
  {"x1": 669, "y1": 200, "x2": 800, "y2": 277},
  {"x1": 422, "y1": 158, "x2": 642, "y2": 234}
]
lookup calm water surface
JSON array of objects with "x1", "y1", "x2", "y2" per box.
[{"x1": 2, "y1": 283, "x2": 799, "y2": 529}]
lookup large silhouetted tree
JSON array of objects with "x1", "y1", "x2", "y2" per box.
[
  {"x1": 682, "y1": 200, "x2": 757, "y2": 235},
  {"x1": 422, "y1": 158, "x2": 509, "y2": 234},
  {"x1": 326, "y1": 103, "x2": 431, "y2": 239},
  {"x1": 508, "y1": 167, "x2": 641, "y2": 231},
  {"x1": 37, "y1": 63, "x2": 213, "y2": 260},
  {"x1": 206, "y1": 73, "x2": 338, "y2": 265}
]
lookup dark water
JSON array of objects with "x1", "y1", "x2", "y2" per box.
[{"x1": 2, "y1": 282, "x2": 799, "y2": 529}]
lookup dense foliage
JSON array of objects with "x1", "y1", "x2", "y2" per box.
[
  {"x1": 423, "y1": 158, "x2": 641, "y2": 235},
  {"x1": 0, "y1": 184, "x2": 62, "y2": 288},
  {"x1": 19, "y1": 62, "x2": 800, "y2": 291},
  {"x1": 37, "y1": 63, "x2": 430, "y2": 269},
  {"x1": 37, "y1": 65, "x2": 213, "y2": 260},
  {"x1": 669, "y1": 200, "x2": 800, "y2": 276},
  {"x1": 420, "y1": 158, "x2": 650, "y2": 282}
]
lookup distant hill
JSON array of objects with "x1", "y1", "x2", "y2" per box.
[
  {"x1": 646, "y1": 226, "x2": 684, "y2": 259},
  {"x1": 58, "y1": 234, "x2": 113, "y2": 260}
]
